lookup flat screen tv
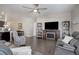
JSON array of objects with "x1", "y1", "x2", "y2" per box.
[{"x1": 45, "y1": 22, "x2": 58, "y2": 30}]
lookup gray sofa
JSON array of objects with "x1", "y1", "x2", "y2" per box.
[
  {"x1": 0, "y1": 40, "x2": 32, "y2": 55},
  {"x1": 0, "y1": 44, "x2": 13, "y2": 55},
  {"x1": 0, "y1": 40, "x2": 13, "y2": 55},
  {"x1": 54, "y1": 32, "x2": 79, "y2": 55}
]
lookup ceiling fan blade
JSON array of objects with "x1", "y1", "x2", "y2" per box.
[
  {"x1": 23, "y1": 6, "x2": 33, "y2": 9},
  {"x1": 37, "y1": 11, "x2": 40, "y2": 14},
  {"x1": 34, "y1": 4, "x2": 39, "y2": 7},
  {"x1": 38, "y1": 8, "x2": 47, "y2": 10},
  {"x1": 29, "y1": 10, "x2": 33, "y2": 13},
  {"x1": 25, "y1": 10, "x2": 33, "y2": 14}
]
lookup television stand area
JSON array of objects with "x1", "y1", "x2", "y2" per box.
[{"x1": 43, "y1": 30, "x2": 60, "y2": 41}]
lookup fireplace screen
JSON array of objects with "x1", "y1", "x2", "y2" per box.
[{"x1": 46, "y1": 32, "x2": 55, "y2": 40}]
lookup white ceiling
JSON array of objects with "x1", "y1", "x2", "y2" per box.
[{"x1": 0, "y1": 4, "x2": 76, "y2": 20}]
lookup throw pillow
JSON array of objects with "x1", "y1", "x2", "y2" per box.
[{"x1": 62, "y1": 35, "x2": 73, "y2": 44}]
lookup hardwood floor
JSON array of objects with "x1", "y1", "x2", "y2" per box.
[{"x1": 25, "y1": 37, "x2": 57, "y2": 55}]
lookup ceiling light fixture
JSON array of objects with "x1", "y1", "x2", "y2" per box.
[{"x1": 33, "y1": 9, "x2": 37, "y2": 12}]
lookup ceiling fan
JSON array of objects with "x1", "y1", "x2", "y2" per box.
[{"x1": 23, "y1": 4, "x2": 47, "y2": 14}]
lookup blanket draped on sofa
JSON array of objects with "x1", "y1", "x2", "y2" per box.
[{"x1": 0, "y1": 44, "x2": 13, "y2": 55}]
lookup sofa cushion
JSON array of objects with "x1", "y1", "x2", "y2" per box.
[
  {"x1": 72, "y1": 32, "x2": 79, "y2": 38},
  {"x1": 55, "y1": 46, "x2": 75, "y2": 55},
  {"x1": 72, "y1": 40, "x2": 79, "y2": 55},
  {"x1": 56, "y1": 40, "x2": 65, "y2": 46},
  {"x1": 69, "y1": 39, "x2": 78, "y2": 46},
  {"x1": 75, "y1": 35, "x2": 79, "y2": 40},
  {"x1": 74, "y1": 47, "x2": 79, "y2": 55}
]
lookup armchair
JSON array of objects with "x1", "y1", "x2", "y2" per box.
[{"x1": 12, "y1": 31, "x2": 26, "y2": 46}]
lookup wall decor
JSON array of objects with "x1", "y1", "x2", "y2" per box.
[
  {"x1": 18, "y1": 23, "x2": 22, "y2": 29},
  {"x1": 62, "y1": 21, "x2": 70, "y2": 38}
]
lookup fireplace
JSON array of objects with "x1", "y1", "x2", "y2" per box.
[{"x1": 46, "y1": 32, "x2": 55, "y2": 40}]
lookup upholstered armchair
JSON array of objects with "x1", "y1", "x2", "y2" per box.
[{"x1": 12, "y1": 31, "x2": 26, "y2": 46}]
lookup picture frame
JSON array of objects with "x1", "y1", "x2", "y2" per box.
[{"x1": 18, "y1": 23, "x2": 22, "y2": 29}]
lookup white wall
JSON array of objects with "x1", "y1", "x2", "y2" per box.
[
  {"x1": 71, "y1": 5, "x2": 79, "y2": 32},
  {"x1": 22, "y1": 17, "x2": 34, "y2": 37},
  {"x1": 8, "y1": 17, "x2": 34, "y2": 37},
  {"x1": 8, "y1": 20, "x2": 18, "y2": 30},
  {"x1": 33, "y1": 13, "x2": 71, "y2": 38}
]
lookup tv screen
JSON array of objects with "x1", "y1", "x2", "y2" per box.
[{"x1": 45, "y1": 22, "x2": 58, "y2": 30}]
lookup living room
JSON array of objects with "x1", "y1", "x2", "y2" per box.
[{"x1": 0, "y1": 4, "x2": 79, "y2": 55}]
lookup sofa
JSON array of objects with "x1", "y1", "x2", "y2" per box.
[
  {"x1": 0, "y1": 40, "x2": 32, "y2": 55},
  {"x1": 54, "y1": 32, "x2": 79, "y2": 55},
  {"x1": 0, "y1": 44, "x2": 13, "y2": 55}
]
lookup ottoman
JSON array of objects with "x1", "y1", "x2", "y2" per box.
[{"x1": 10, "y1": 46, "x2": 32, "y2": 55}]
